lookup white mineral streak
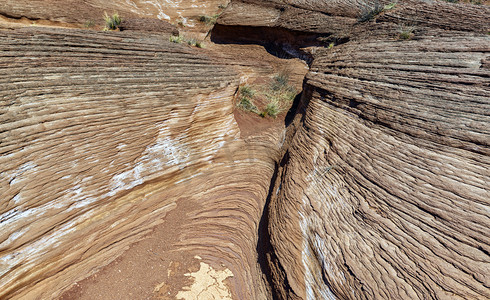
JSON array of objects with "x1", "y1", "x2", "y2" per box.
[
  {"x1": 298, "y1": 162, "x2": 347, "y2": 300},
  {"x1": 176, "y1": 257, "x2": 234, "y2": 300},
  {"x1": 0, "y1": 87, "x2": 236, "y2": 296}
]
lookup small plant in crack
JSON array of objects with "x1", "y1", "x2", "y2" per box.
[
  {"x1": 169, "y1": 35, "x2": 204, "y2": 48},
  {"x1": 238, "y1": 73, "x2": 298, "y2": 118},
  {"x1": 187, "y1": 38, "x2": 198, "y2": 46},
  {"x1": 260, "y1": 99, "x2": 281, "y2": 118},
  {"x1": 169, "y1": 35, "x2": 184, "y2": 43},
  {"x1": 270, "y1": 73, "x2": 289, "y2": 91},
  {"x1": 237, "y1": 85, "x2": 259, "y2": 113},
  {"x1": 240, "y1": 85, "x2": 255, "y2": 99},
  {"x1": 269, "y1": 73, "x2": 297, "y2": 102},
  {"x1": 397, "y1": 25, "x2": 415, "y2": 40},
  {"x1": 260, "y1": 72, "x2": 297, "y2": 118},
  {"x1": 198, "y1": 14, "x2": 220, "y2": 26},
  {"x1": 383, "y1": 2, "x2": 397, "y2": 10},
  {"x1": 358, "y1": 1, "x2": 396, "y2": 22},
  {"x1": 103, "y1": 12, "x2": 122, "y2": 31}
]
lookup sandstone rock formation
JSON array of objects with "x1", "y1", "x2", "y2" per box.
[
  {"x1": 0, "y1": 0, "x2": 227, "y2": 29},
  {"x1": 1, "y1": 0, "x2": 489, "y2": 299},
  {"x1": 217, "y1": 0, "x2": 490, "y2": 299},
  {"x1": 0, "y1": 26, "x2": 268, "y2": 299}
]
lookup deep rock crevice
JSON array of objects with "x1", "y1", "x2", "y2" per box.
[{"x1": 1, "y1": 0, "x2": 489, "y2": 299}]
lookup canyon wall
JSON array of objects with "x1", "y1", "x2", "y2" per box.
[
  {"x1": 218, "y1": 0, "x2": 490, "y2": 299},
  {"x1": 1, "y1": 0, "x2": 489, "y2": 299},
  {"x1": 0, "y1": 26, "x2": 280, "y2": 299}
]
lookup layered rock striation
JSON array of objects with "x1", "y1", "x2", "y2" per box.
[
  {"x1": 0, "y1": 26, "x2": 274, "y2": 299},
  {"x1": 1, "y1": 0, "x2": 489, "y2": 299},
  {"x1": 217, "y1": 0, "x2": 490, "y2": 299},
  {"x1": 0, "y1": 0, "x2": 227, "y2": 28}
]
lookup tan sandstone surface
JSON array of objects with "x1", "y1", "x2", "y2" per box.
[
  {"x1": 0, "y1": 6, "x2": 307, "y2": 298},
  {"x1": 217, "y1": 0, "x2": 490, "y2": 299},
  {"x1": 0, "y1": 0, "x2": 227, "y2": 31},
  {"x1": 1, "y1": 0, "x2": 489, "y2": 299}
]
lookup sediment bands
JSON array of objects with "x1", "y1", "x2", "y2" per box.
[
  {"x1": 1, "y1": 0, "x2": 490, "y2": 299},
  {"x1": 0, "y1": 27, "x2": 274, "y2": 299},
  {"x1": 218, "y1": 0, "x2": 489, "y2": 299},
  {"x1": 269, "y1": 34, "x2": 490, "y2": 299}
]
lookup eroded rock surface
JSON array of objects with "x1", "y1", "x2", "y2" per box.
[
  {"x1": 0, "y1": 26, "x2": 274, "y2": 299},
  {"x1": 269, "y1": 34, "x2": 490, "y2": 299},
  {"x1": 0, "y1": 0, "x2": 228, "y2": 29},
  {"x1": 1, "y1": 0, "x2": 489, "y2": 299},
  {"x1": 218, "y1": 0, "x2": 490, "y2": 299}
]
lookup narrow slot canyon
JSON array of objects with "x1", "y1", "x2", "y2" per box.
[{"x1": 0, "y1": 0, "x2": 489, "y2": 299}]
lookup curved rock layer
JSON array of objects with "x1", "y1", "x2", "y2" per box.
[
  {"x1": 270, "y1": 34, "x2": 490, "y2": 299},
  {"x1": 0, "y1": 0, "x2": 227, "y2": 30},
  {"x1": 0, "y1": 27, "x2": 277, "y2": 299},
  {"x1": 237, "y1": 9, "x2": 489, "y2": 300},
  {"x1": 219, "y1": 0, "x2": 489, "y2": 34},
  {"x1": 1, "y1": 0, "x2": 489, "y2": 299},
  {"x1": 218, "y1": 0, "x2": 490, "y2": 299}
]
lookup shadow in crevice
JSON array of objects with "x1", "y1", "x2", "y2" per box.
[
  {"x1": 256, "y1": 162, "x2": 281, "y2": 300},
  {"x1": 284, "y1": 91, "x2": 303, "y2": 127},
  {"x1": 211, "y1": 24, "x2": 330, "y2": 64},
  {"x1": 211, "y1": 24, "x2": 351, "y2": 66},
  {"x1": 257, "y1": 150, "x2": 297, "y2": 299}
]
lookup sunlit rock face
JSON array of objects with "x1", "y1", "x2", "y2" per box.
[
  {"x1": 0, "y1": 27, "x2": 253, "y2": 299},
  {"x1": 219, "y1": 0, "x2": 490, "y2": 299},
  {"x1": 1, "y1": 0, "x2": 489, "y2": 299},
  {"x1": 270, "y1": 34, "x2": 490, "y2": 299},
  {"x1": 0, "y1": 0, "x2": 227, "y2": 29}
]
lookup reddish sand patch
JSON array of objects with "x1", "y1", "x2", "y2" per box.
[{"x1": 59, "y1": 199, "x2": 200, "y2": 300}]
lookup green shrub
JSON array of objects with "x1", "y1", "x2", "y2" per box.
[
  {"x1": 398, "y1": 26, "x2": 414, "y2": 40},
  {"x1": 261, "y1": 100, "x2": 281, "y2": 118},
  {"x1": 280, "y1": 88, "x2": 297, "y2": 102},
  {"x1": 169, "y1": 35, "x2": 184, "y2": 43},
  {"x1": 239, "y1": 97, "x2": 259, "y2": 112},
  {"x1": 358, "y1": 1, "x2": 396, "y2": 22},
  {"x1": 384, "y1": 2, "x2": 397, "y2": 10},
  {"x1": 237, "y1": 85, "x2": 258, "y2": 113},
  {"x1": 358, "y1": 1, "x2": 384, "y2": 22},
  {"x1": 198, "y1": 14, "x2": 219, "y2": 25},
  {"x1": 240, "y1": 85, "x2": 255, "y2": 99},
  {"x1": 399, "y1": 31, "x2": 412, "y2": 40},
  {"x1": 169, "y1": 35, "x2": 204, "y2": 48},
  {"x1": 103, "y1": 12, "x2": 121, "y2": 30},
  {"x1": 269, "y1": 73, "x2": 297, "y2": 101},
  {"x1": 271, "y1": 73, "x2": 289, "y2": 91},
  {"x1": 238, "y1": 74, "x2": 297, "y2": 118},
  {"x1": 195, "y1": 40, "x2": 204, "y2": 48}
]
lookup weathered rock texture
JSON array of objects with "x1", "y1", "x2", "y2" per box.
[
  {"x1": 0, "y1": 0, "x2": 227, "y2": 31},
  {"x1": 220, "y1": 0, "x2": 490, "y2": 299},
  {"x1": 118, "y1": 18, "x2": 179, "y2": 34},
  {"x1": 270, "y1": 34, "x2": 490, "y2": 299},
  {"x1": 0, "y1": 26, "x2": 279, "y2": 299},
  {"x1": 1, "y1": 0, "x2": 489, "y2": 299}
]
